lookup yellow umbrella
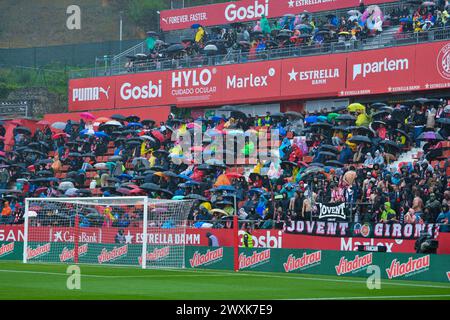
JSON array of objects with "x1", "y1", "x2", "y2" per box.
[
  {"x1": 347, "y1": 103, "x2": 366, "y2": 113},
  {"x1": 211, "y1": 209, "x2": 229, "y2": 217},
  {"x1": 200, "y1": 202, "x2": 212, "y2": 211}
]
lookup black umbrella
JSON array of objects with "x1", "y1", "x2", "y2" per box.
[
  {"x1": 318, "y1": 151, "x2": 337, "y2": 159},
  {"x1": 111, "y1": 114, "x2": 126, "y2": 121},
  {"x1": 140, "y1": 183, "x2": 161, "y2": 192},
  {"x1": 230, "y1": 110, "x2": 247, "y2": 119},
  {"x1": 372, "y1": 110, "x2": 391, "y2": 119},
  {"x1": 370, "y1": 121, "x2": 386, "y2": 130},
  {"x1": 319, "y1": 144, "x2": 339, "y2": 154},
  {"x1": 311, "y1": 122, "x2": 333, "y2": 131},
  {"x1": 197, "y1": 164, "x2": 213, "y2": 171},
  {"x1": 68, "y1": 152, "x2": 82, "y2": 157},
  {"x1": 332, "y1": 125, "x2": 350, "y2": 132},
  {"x1": 393, "y1": 129, "x2": 410, "y2": 141},
  {"x1": 379, "y1": 140, "x2": 401, "y2": 152},
  {"x1": 437, "y1": 118, "x2": 450, "y2": 125},
  {"x1": 14, "y1": 126, "x2": 32, "y2": 135},
  {"x1": 126, "y1": 115, "x2": 141, "y2": 123},
  {"x1": 153, "y1": 150, "x2": 170, "y2": 158},
  {"x1": 280, "y1": 161, "x2": 297, "y2": 170},
  {"x1": 141, "y1": 119, "x2": 156, "y2": 127},
  {"x1": 166, "y1": 43, "x2": 185, "y2": 54},
  {"x1": 34, "y1": 159, "x2": 53, "y2": 166},
  {"x1": 162, "y1": 171, "x2": 179, "y2": 179},
  {"x1": 335, "y1": 114, "x2": 356, "y2": 122},
  {"x1": 109, "y1": 155, "x2": 122, "y2": 161},
  {"x1": 186, "y1": 194, "x2": 208, "y2": 202},
  {"x1": 370, "y1": 102, "x2": 388, "y2": 108},
  {"x1": 349, "y1": 135, "x2": 372, "y2": 144},
  {"x1": 36, "y1": 170, "x2": 53, "y2": 177},
  {"x1": 325, "y1": 160, "x2": 344, "y2": 168}
]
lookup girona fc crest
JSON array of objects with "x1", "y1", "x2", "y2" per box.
[{"x1": 437, "y1": 43, "x2": 450, "y2": 80}]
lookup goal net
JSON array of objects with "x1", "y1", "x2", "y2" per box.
[{"x1": 23, "y1": 196, "x2": 194, "y2": 269}]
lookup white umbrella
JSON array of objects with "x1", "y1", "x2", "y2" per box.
[
  {"x1": 51, "y1": 122, "x2": 66, "y2": 130},
  {"x1": 104, "y1": 120, "x2": 122, "y2": 127},
  {"x1": 25, "y1": 210, "x2": 37, "y2": 218},
  {"x1": 94, "y1": 163, "x2": 107, "y2": 170},
  {"x1": 347, "y1": 10, "x2": 361, "y2": 16},
  {"x1": 65, "y1": 188, "x2": 78, "y2": 196},
  {"x1": 58, "y1": 181, "x2": 75, "y2": 191}
]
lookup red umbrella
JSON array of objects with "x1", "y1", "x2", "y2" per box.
[
  {"x1": 37, "y1": 120, "x2": 50, "y2": 126},
  {"x1": 52, "y1": 132, "x2": 70, "y2": 139},
  {"x1": 80, "y1": 112, "x2": 95, "y2": 120},
  {"x1": 225, "y1": 172, "x2": 243, "y2": 179},
  {"x1": 151, "y1": 130, "x2": 165, "y2": 142}
]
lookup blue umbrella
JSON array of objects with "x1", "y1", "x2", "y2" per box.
[
  {"x1": 305, "y1": 115, "x2": 318, "y2": 123},
  {"x1": 127, "y1": 122, "x2": 143, "y2": 128},
  {"x1": 95, "y1": 131, "x2": 109, "y2": 138},
  {"x1": 80, "y1": 129, "x2": 94, "y2": 136},
  {"x1": 211, "y1": 116, "x2": 224, "y2": 122},
  {"x1": 191, "y1": 23, "x2": 202, "y2": 29},
  {"x1": 317, "y1": 115, "x2": 328, "y2": 123},
  {"x1": 118, "y1": 173, "x2": 133, "y2": 180},
  {"x1": 216, "y1": 185, "x2": 236, "y2": 192},
  {"x1": 248, "y1": 188, "x2": 266, "y2": 196},
  {"x1": 400, "y1": 17, "x2": 412, "y2": 23}
]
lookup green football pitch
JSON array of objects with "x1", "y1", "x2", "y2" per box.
[{"x1": 0, "y1": 261, "x2": 449, "y2": 300}]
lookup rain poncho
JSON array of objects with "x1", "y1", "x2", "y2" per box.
[
  {"x1": 356, "y1": 113, "x2": 370, "y2": 127},
  {"x1": 381, "y1": 202, "x2": 396, "y2": 221},
  {"x1": 373, "y1": 150, "x2": 384, "y2": 165},
  {"x1": 146, "y1": 36, "x2": 156, "y2": 51},
  {"x1": 267, "y1": 162, "x2": 281, "y2": 179},
  {"x1": 214, "y1": 174, "x2": 231, "y2": 187},
  {"x1": 260, "y1": 14, "x2": 271, "y2": 34},
  {"x1": 363, "y1": 153, "x2": 374, "y2": 166},
  {"x1": 279, "y1": 137, "x2": 291, "y2": 159},
  {"x1": 195, "y1": 27, "x2": 205, "y2": 43}
]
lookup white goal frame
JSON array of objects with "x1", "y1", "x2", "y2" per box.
[{"x1": 23, "y1": 196, "x2": 193, "y2": 269}]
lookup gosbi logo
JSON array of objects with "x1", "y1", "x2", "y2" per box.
[
  {"x1": 138, "y1": 246, "x2": 171, "y2": 265},
  {"x1": 72, "y1": 86, "x2": 110, "y2": 102},
  {"x1": 227, "y1": 68, "x2": 275, "y2": 89},
  {"x1": 225, "y1": 0, "x2": 269, "y2": 22},
  {"x1": 352, "y1": 57, "x2": 409, "y2": 80},
  {"x1": 59, "y1": 244, "x2": 89, "y2": 262},
  {"x1": 27, "y1": 243, "x2": 51, "y2": 260},
  {"x1": 97, "y1": 245, "x2": 128, "y2": 264},
  {"x1": 239, "y1": 249, "x2": 271, "y2": 269},
  {"x1": 386, "y1": 255, "x2": 430, "y2": 279},
  {"x1": 335, "y1": 253, "x2": 373, "y2": 275},
  {"x1": 283, "y1": 251, "x2": 322, "y2": 273},
  {"x1": 0, "y1": 242, "x2": 14, "y2": 258},
  {"x1": 436, "y1": 43, "x2": 450, "y2": 80},
  {"x1": 189, "y1": 247, "x2": 223, "y2": 268},
  {"x1": 120, "y1": 80, "x2": 162, "y2": 101}
]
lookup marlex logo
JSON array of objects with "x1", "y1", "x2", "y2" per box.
[
  {"x1": 386, "y1": 255, "x2": 430, "y2": 279},
  {"x1": 225, "y1": 0, "x2": 269, "y2": 22},
  {"x1": 352, "y1": 58, "x2": 409, "y2": 80},
  {"x1": 120, "y1": 80, "x2": 163, "y2": 100},
  {"x1": 436, "y1": 43, "x2": 450, "y2": 80},
  {"x1": 227, "y1": 68, "x2": 275, "y2": 89}
]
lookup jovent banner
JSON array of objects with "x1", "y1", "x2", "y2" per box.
[
  {"x1": 159, "y1": 0, "x2": 398, "y2": 31},
  {"x1": 68, "y1": 41, "x2": 450, "y2": 112}
]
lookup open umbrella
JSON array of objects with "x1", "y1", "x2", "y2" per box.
[
  {"x1": 14, "y1": 126, "x2": 31, "y2": 135},
  {"x1": 417, "y1": 131, "x2": 444, "y2": 141},
  {"x1": 379, "y1": 140, "x2": 401, "y2": 152},
  {"x1": 347, "y1": 103, "x2": 366, "y2": 113},
  {"x1": 80, "y1": 112, "x2": 95, "y2": 120},
  {"x1": 51, "y1": 122, "x2": 67, "y2": 130},
  {"x1": 336, "y1": 114, "x2": 356, "y2": 122},
  {"x1": 349, "y1": 135, "x2": 372, "y2": 144}
]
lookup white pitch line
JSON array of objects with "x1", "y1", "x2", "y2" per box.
[
  {"x1": 285, "y1": 294, "x2": 450, "y2": 300},
  {"x1": 0, "y1": 269, "x2": 233, "y2": 279}
]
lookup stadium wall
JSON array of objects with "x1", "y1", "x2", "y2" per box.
[
  {"x1": 67, "y1": 41, "x2": 450, "y2": 112},
  {"x1": 0, "y1": 242, "x2": 448, "y2": 282}
]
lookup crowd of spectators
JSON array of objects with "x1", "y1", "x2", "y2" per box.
[
  {"x1": 125, "y1": 1, "x2": 449, "y2": 71},
  {"x1": 0, "y1": 97, "x2": 448, "y2": 232}
]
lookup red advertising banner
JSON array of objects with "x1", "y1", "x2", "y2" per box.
[
  {"x1": 342, "y1": 45, "x2": 418, "y2": 96},
  {"x1": 3, "y1": 225, "x2": 449, "y2": 254},
  {"x1": 160, "y1": 0, "x2": 397, "y2": 31},
  {"x1": 68, "y1": 41, "x2": 450, "y2": 111},
  {"x1": 281, "y1": 53, "x2": 346, "y2": 99},
  {"x1": 414, "y1": 41, "x2": 450, "y2": 92},
  {"x1": 220, "y1": 60, "x2": 282, "y2": 104},
  {"x1": 114, "y1": 71, "x2": 168, "y2": 109},
  {"x1": 68, "y1": 77, "x2": 115, "y2": 111},
  {"x1": 169, "y1": 66, "x2": 223, "y2": 107}
]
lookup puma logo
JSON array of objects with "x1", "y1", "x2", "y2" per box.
[{"x1": 99, "y1": 86, "x2": 110, "y2": 99}]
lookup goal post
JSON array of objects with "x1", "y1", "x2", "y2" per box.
[{"x1": 23, "y1": 196, "x2": 194, "y2": 269}]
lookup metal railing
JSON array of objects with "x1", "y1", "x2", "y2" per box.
[{"x1": 71, "y1": 26, "x2": 450, "y2": 79}]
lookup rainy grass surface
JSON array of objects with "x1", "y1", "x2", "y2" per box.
[{"x1": 0, "y1": 261, "x2": 449, "y2": 300}]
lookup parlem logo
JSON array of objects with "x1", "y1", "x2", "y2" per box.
[
  {"x1": 225, "y1": 0, "x2": 269, "y2": 22},
  {"x1": 436, "y1": 43, "x2": 450, "y2": 80},
  {"x1": 73, "y1": 86, "x2": 110, "y2": 102},
  {"x1": 352, "y1": 58, "x2": 409, "y2": 80}
]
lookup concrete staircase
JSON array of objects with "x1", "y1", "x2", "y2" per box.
[{"x1": 389, "y1": 146, "x2": 422, "y2": 171}]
